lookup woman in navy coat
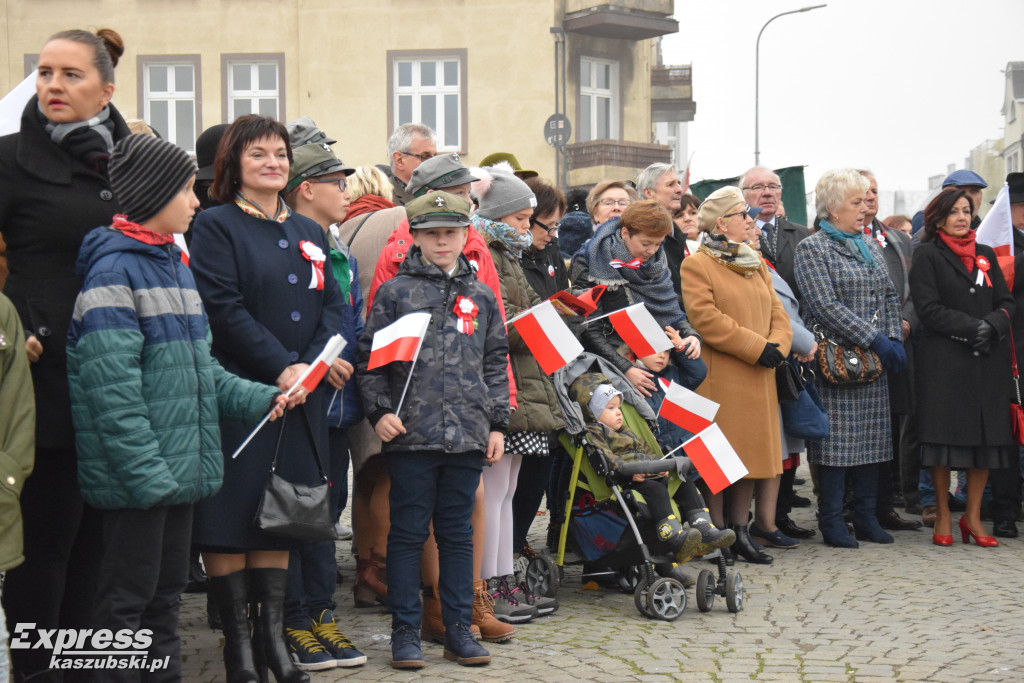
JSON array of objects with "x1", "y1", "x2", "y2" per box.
[{"x1": 190, "y1": 115, "x2": 342, "y2": 683}]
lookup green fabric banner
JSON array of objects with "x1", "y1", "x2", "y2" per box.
[{"x1": 689, "y1": 166, "x2": 807, "y2": 227}]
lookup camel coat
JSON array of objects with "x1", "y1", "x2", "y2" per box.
[{"x1": 681, "y1": 252, "x2": 792, "y2": 479}]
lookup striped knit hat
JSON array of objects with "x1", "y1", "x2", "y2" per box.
[{"x1": 109, "y1": 134, "x2": 198, "y2": 224}]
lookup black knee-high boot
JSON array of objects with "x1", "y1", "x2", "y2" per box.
[
  {"x1": 208, "y1": 571, "x2": 259, "y2": 683},
  {"x1": 249, "y1": 568, "x2": 309, "y2": 683}
]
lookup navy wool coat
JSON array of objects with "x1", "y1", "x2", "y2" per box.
[
  {"x1": 795, "y1": 231, "x2": 902, "y2": 467},
  {"x1": 189, "y1": 203, "x2": 344, "y2": 551}
]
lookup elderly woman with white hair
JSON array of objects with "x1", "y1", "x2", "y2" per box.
[
  {"x1": 794, "y1": 168, "x2": 906, "y2": 549},
  {"x1": 681, "y1": 187, "x2": 793, "y2": 564}
]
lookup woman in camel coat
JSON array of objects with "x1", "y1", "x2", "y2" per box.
[{"x1": 681, "y1": 186, "x2": 792, "y2": 564}]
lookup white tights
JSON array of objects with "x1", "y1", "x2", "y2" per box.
[{"x1": 480, "y1": 452, "x2": 522, "y2": 579}]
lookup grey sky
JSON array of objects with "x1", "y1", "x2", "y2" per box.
[{"x1": 661, "y1": 0, "x2": 1024, "y2": 193}]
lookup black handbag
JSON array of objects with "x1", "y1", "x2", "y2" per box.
[
  {"x1": 253, "y1": 406, "x2": 336, "y2": 542},
  {"x1": 780, "y1": 361, "x2": 830, "y2": 440},
  {"x1": 813, "y1": 325, "x2": 883, "y2": 385},
  {"x1": 775, "y1": 359, "x2": 803, "y2": 402}
]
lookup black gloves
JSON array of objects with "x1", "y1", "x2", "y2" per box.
[
  {"x1": 973, "y1": 320, "x2": 995, "y2": 354},
  {"x1": 870, "y1": 333, "x2": 907, "y2": 373},
  {"x1": 758, "y1": 342, "x2": 786, "y2": 368}
]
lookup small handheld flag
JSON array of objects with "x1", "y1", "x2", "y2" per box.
[
  {"x1": 608, "y1": 303, "x2": 673, "y2": 357},
  {"x1": 681, "y1": 425, "x2": 748, "y2": 495},
  {"x1": 508, "y1": 300, "x2": 583, "y2": 374}
]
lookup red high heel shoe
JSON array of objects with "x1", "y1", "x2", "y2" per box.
[
  {"x1": 932, "y1": 533, "x2": 953, "y2": 546},
  {"x1": 959, "y1": 517, "x2": 999, "y2": 547}
]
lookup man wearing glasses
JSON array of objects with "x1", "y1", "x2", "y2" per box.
[
  {"x1": 636, "y1": 162, "x2": 687, "y2": 300},
  {"x1": 382, "y1": 123, "x2": 438, "y2": 206},
  {"x1": 740, "y1": 166, "x2": 810, "y2": 296}
]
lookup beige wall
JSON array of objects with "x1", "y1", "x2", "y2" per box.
[{"x1": 3, "y1": 0, "x2": 661, "y2": 184}]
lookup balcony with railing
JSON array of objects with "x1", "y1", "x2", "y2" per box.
[
  {"x1": 563, "y1": 1, "x2": 678, "y2": 40},
  {"x1": 651, "y1": 64, "x2": 695, "y2": 123},
  {"x1": 566, "y1": 139, "x2": 673, "y2": 170}
]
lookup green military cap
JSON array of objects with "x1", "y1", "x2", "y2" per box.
[
  {"x1": 406, "y1": 153, "x2": 479, "y2": 197},
  {"x1": 285, "y1": 142, "x2": 354, "y2": 193},
  {"x1": 405, "y1": 191, "x2": 472, "y2": 230}
]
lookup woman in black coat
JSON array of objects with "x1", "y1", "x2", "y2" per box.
[
  {"x1": 909, "y1": 187, "x2": 1015, "y2": 548},
  {"x1": 0, "y1": 28, "x2": 130, "y2": 680},
  {"x1": 190, "y1": 115, "x2": 342, "y2": 683}
]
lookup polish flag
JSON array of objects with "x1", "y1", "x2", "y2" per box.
[
  {"x1": 976, "y1": 183, "x2": 1015, "y2": 285},
  {"x1": 509, "y1": 300, "x2": 583, "y2": 374},
  {"x1": 682, "y1": 425, "x2": 748, "y2": 495},
  {"x1": 609, "y1": 303, "x2": 674, "y2": 357},
  {"x1": 174, "y1": 233, "x2": 190, "y2": 266},
  {"x1": 658, "y1": 379, "x2": 719, "y2": 434},
  {"x1": 287, "y1": 334, "x2": 347, "y2": 395},
  {"x1": 367, "y1": 311, "x2": 432, "y2": 370}
]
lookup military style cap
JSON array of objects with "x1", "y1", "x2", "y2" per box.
[
  {"x1": 406, "y1": 153, "x2": 479, "y2": 197},
  {"x1": 480, "y1": 151, "x2": 537, "y2": 179},
  {"x1": 286, "y1": 116, "x2": 337, "y2": 147},
  {"x1": 285, "y1": 143, "x2": 354, "y2": 192},
  {"x1": 405, "y1": 191, "x2": 472, "y2": 230}
]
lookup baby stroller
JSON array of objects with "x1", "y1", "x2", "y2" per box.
[{"x1": 547, "y1": 353, "x2": 743, "y2": 620}]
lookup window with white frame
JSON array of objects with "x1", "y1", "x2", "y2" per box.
[
  {"x1": 391, "y1": 52, "x2": 465, "y2": 151},
  {"x1": 140, "y1": 58, "x2": 199, "y2": 152},
  {"x1": 1009, "y1": 150, "x2": 1020, "y2": 175},
  {"x1": 579, "y1": 57, "x2": 619, "y2": 142},
  {"x1": 225, "y1": 57, "x2": 282, "y2": 121}
]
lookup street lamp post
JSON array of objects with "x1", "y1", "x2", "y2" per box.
[{"x1": 755, "y1": 4, "x2": 826, "y2": 166}]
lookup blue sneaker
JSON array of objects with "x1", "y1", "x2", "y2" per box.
[
  {"x1": 443, "y1": 623, "x2": 490, "y2": 666},
  {"x1": 390, "y1": 625, "x2": 424, "y2": 669},
  {"x1": 284, "y1": 627, "x2": 336, "y2": 671},
  {"x1": 311, "y1": 609, "x2": 367, "y2": 667},
  {"x1": 749, "y1": 522, "x2": 799, "y2": 549}
]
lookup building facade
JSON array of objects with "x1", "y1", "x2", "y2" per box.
[{"x1": 2, "y1": 0, "x2": 695, "y2": 189}]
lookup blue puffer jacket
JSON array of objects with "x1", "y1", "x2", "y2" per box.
[
  {"x1": 67, "y1": 225, "x2": 279, "y2": 510},
  {"x1": 326, "y1": 233, "x2": 364, "y2": 429}
]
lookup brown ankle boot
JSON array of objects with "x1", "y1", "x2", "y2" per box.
[
  {"x1": 422, "y1": 584, "x2": 481, "y2": 643},
  {"x1": 473, "y1": 579, "x2": 514, "y2": 643},
  {"x1": 353, "y1": 552, "x2": 387, "y2": 608}
]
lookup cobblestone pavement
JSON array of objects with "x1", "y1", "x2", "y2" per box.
[{"x1": 180, "y1": 467, "x2": 1024, "y2": 682}]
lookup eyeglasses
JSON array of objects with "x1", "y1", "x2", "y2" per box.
[
  {"x1": 722, "y1": 205, "x2": 752, "y2": 220},
  {"x1": 400, "y1": 150, "x2": 435, "y2": 162},
  {"x1": 309, "y1": 177, "x2": 347, "y2": 192},
  {"x1": 742, "y1": 183, "x2": 782, "y2": 193},
  {"x1": 530, "y1": 217, "x2": 560, "y2": 234},
  {"x1": 599, "y1": 198, "x2": 632, "y2": 208}
]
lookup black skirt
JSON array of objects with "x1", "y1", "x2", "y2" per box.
[{"x1": 920, "y1": 443, "x2": 1016, "y2": 470}]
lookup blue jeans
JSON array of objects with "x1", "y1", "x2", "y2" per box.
[
  {"x1": 386, "y1": 450, "x2": 483, "y2": 631},
  {"x1": 284, "y1": 541, "x2": 337, "y2": 629}
]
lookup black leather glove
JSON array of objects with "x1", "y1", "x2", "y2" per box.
[
  {"x1": 870, "y1": 333, "x2": 907, "y2": 373},
  {"x1": 758, "y1": 341, "x2": 786, "y2": 368},
  {"x1": 973, "y1": 320, "x2": 995, "y2": 354}
]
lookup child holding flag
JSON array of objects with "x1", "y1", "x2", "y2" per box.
[
  {"x1": 357, "y1": 192, "x2": 510, "y2": 669},
  {"x1": 66, "y1": 135, "x2": 290, "y2": 681}
]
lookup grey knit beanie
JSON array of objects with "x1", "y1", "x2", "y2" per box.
[
  {"x1": 471, "y1": 164, "x2": 537, "y2": 220},
  {"x1": 109, "y1": 134, "x2": 198, "y2": 224}
]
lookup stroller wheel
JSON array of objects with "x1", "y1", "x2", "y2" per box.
[
  {"x1": 726, "y1": 571, "x2": 744, "y2": 613},
  {"x1": 615, "y1": 565, "x2": 643, "y2": 594},
  {"x1": 647, "y1": 578, "x2": 686, "y2": 621},
  {"x1": 526, "y1": 555, "x2": 559, "y2": 598},
  {"x1": 633, "y1": 579, "x2": 655, "y2": 619},
  {"x1": 695, "y1": 569, "x2": 716, "y2": 613}
]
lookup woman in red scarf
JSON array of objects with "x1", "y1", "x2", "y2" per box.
[{"x1": 909, "y1": 187, "x2": 1015, "y2": 548}]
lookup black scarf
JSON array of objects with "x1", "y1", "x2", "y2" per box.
[{"x1": 39, "y1": 104, "x2": 116, "y2": 175}]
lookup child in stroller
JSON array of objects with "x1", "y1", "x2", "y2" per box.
[{"x1": 569, "y1": 372, "x2": 734, "y2": 584}]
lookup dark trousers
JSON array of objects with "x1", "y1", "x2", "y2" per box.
[
  {"x1": 899, "y1": 413, "x2": 923, "y2": 507},
  {"x1": 386, "y1": 451, "x2": 482, "y2": 630},
  {"x1": 990, "y1": 448, "x2": 1022, "y2": 524},
  {"x1": 284, "y1": 541, "x2": 337, "y2": 629},
  {"x1": 777, "y1": 466, "x2": 797, "y2": 519},
  {"x1": 3, "y1": 447, "x2": 102, "y2": 682},
  {"x1": 547, "y1": 443, "x2": 572, "y2": 525},
  {"x1": 329, "y1": 427, "x2": 350, "y2": 517},
  {"x1": 512, "y1": 453, "x2": 554, "y2": 552},
  {"x1": 875, "y1": 412, "x2": 902, "y2": 513},
  {"x1": 627, "y1": 475, "x2": 705, "y2": 522},
  {"x1": 93, "y1": 504, "x2": 193, "y2": 683}
]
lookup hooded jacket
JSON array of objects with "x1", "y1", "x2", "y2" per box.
[
  {"x1": 357, "y1": 248, "x2": 510, "y2": 454},
  {"x1": 67, "y1": 225, "x2": 279, "y2": 509},
  {"x1": 569, "y1": 373, "x2": 659, "y2": 470}
]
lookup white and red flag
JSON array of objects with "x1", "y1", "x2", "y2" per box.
[
  {"x1": 976, "y1": 182, "x2": 1015, "y2": 286},
  {"x1": 608, "y1": 303, "x2": 673, "y2": 357},
  {"x1": 173, "y1": 233, "x2": 190, "y2": 266},
  {"x1": 682, "y1": 424, "x2": 748, "y2": 495},
  {"x1": 657, "y1": 379, "x2": 719, "y2": 434},
  {"x1": 367, "y1": 311, "x2": 432, "y2": 370},
  {"x1": 508, "y1": 300, "x2": 583, "y2": 374}
]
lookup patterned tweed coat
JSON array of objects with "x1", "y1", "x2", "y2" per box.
[{"x1": 794, "y1": 231, "x2": 902, "y2": 467}]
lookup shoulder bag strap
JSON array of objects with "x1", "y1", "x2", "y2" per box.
[
  {"x1": 1002, "y1": 309, "x2": 1021, "y2": 403},
  {"x1": 344, "y1": 210, "x2": 380, "y2": 248},
  {"x1": 269, "y1": 405, "x2": 329, "y2": 482}
]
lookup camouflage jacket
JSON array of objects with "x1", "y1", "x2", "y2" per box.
[{"x1": 357, "y1": 248, "x2": 510, "y2": 454}]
